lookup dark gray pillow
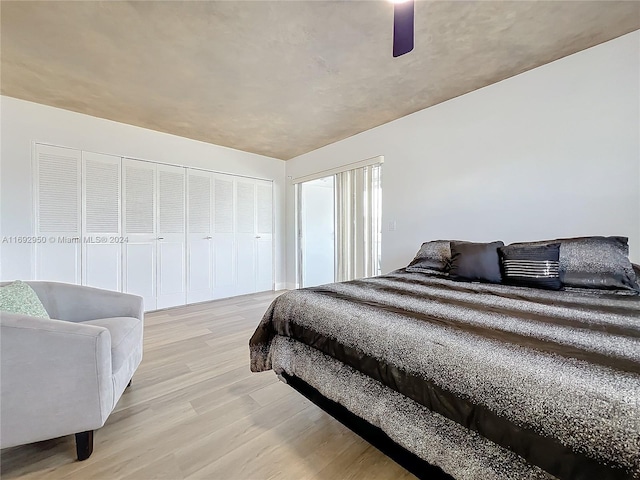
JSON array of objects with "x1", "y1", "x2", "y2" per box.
[
  {"x1": 499, "y1": 243, "x2": 562, "y2": 290},
  {"x1": 508, "y1": 236, "x2": 639, "y2": 293},
  {"x1": 406, "y1": 240, "x2": 451, "y2": 273},
  {"x1": 449, "y1": 241, "x2": 504, "y2": 283}
]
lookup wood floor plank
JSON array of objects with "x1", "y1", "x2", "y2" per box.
[{"x1": 0, "y1": 290, "x2": 416, "y2": 480}]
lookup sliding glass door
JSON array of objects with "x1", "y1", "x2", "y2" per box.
[
  {"x1": 296, "y1": 161, "x2": 382, "y2": 288},
  {"x1": 298, "y1": 176, "x2": 335, "y2": 288},
  {"x1": 335, "y1": 164, "x2": 382, "y2": 282}
]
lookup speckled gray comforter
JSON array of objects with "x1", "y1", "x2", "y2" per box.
[{"x1": 250, "y1": 269, "x2": 640, "y2": 480}]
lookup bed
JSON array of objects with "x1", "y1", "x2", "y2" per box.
[{"x1": 250, "y1": 237, "x2": 640, "y2": 480}]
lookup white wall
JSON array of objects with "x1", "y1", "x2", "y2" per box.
[
  {"x1": 285, "y1": 31, "x2": 640, "y2": 284},
  {"x1": 0, "y1": 96, "x2": 287, "y2": 288}
]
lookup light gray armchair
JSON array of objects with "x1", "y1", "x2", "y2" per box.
[{"x1": 0, "y1": 282, "x2": 144, "y2": 460}]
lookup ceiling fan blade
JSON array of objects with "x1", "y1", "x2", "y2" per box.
[{"x1": 393, "y1": 0, "x2": 414, "y2": 57}]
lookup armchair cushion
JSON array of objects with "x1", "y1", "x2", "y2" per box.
[
  {"x1": 0, "y1": 281, "x2": 49, "y2": 319},
  {"x1": 82, "y1": 317, "x2": 143, "y2": 373}
]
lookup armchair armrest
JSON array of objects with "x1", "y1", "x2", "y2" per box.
[
  {"x1": 0, "y1": 312, "x2": 113, "y2": 449},
  {"x1": 26, "y1": 282, "x2": 144, "y2": 322}
]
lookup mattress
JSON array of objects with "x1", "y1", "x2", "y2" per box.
[{"x1": 250, "y1": 270, "x2": 640, "y2": 479}]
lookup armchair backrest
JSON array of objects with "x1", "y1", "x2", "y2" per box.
[{"x1": 0, "y1": 281, "x2": 143, "y2": 323}]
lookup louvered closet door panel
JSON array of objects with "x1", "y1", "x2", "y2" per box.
[
  {"x1": 122, "y1": 159, "x2": 157, "y2": 311},
  {"x1": 256, "y1": 235, "x2": 273, "y2": 291},
  {"x1": 158, "y1": 166, "x2": 186, "y2": 235},
  {"x1": 187, "y1": 170, "x2": 214, "y2": 304},
  {"x1": 156, "y1": 164, "x2": 186, "y2": 309},
  {"x1": 82, "y1": 151, "x2": 122, "y2": 291},
  {"x1": 34, "y1": 144, "x2": 82, "y2": 284},
  {"x1": 235, "y1": 180, "x2": 257, "y2": 295},
  {"x1": 236, "y1": 181, "x2": 256, "y2": 234},
  {"x1": 213, "y1": 174, "x2": 235, "y2": 299},
  {"x1": 255, "y1": 180, "x2": 273, "y2": 292},
  {"x1": 256, "y1": 181, "x2": 273, "y2": 235},
  {"x1": 188, "y1": 173, "x2": 212, "y2": 234},
  {"x1": 236, "y1": 234, "x2": 256, "y2": 295},
  {"x1": 214, "y1": 176, "x2": 234, "y2": 234},
  {"x1": 213, "y1": 233, "x2": 235, "y2": 299},
  {"x1": 123, "y1": 159, "x2": 156, "y2": 234}
]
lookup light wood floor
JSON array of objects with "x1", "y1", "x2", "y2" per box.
[{"x1": 1, "y1": 291, "x2": 416, "y2": 480}]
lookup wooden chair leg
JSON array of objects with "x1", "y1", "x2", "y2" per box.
[{"x1": 75, "y1": 430, "x2": 94, "y2": 461}]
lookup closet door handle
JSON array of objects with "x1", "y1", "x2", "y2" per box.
[
  {"x1": 255, "y1": 236, "x2": 261, "y2": 239},
  {"x1": 157, "y1": 237, "x2": 164, "y2": 240},
  {"x1": 205, "y1": 236, "x2": 213, "y2": 240}
]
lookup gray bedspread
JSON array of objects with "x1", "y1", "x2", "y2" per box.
[{"x1": 250, "y1": 269, "x2": 640, "y2": 479}]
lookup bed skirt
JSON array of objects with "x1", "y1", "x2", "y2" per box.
[
  {"x1": 280, "y1": 373, "x2": 452, "y2": 480},
  {"x1": 271, "y1": 335, "x2": 555, "y2": 480}
]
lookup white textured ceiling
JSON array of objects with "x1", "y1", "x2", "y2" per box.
[{"x1": 1, "y1": 1, "x2": 638, "y2": 160}]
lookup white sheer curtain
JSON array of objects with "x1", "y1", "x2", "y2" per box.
[{"x1": 335, "y1": 164, "x2": 382, "y2": 282}]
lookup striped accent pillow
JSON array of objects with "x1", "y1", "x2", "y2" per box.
[{"x1": 499, "y1": 243, "x2": 562, "y2": 290}]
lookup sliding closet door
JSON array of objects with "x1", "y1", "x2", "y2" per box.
[
  {"x1": 82, "y1": 152, "x2": 121, "y2": 291},
  {"x1": 213, "y1": 175, "x2": 235, "y2": 299},
  {"x1": 34, "y1": 144, "x2": 82, "y2": 284},
  {"x1": 235, "y1": 179, "x2": 257, "y2": 295},
  {"x1": 122, "y1": 159, "x2": 157, "y2": 311},
  {"x1": 187, "y1": 170, "x2": 214, "y2": 304},
  {"x1": 156, "y1": 164, "x2": 186, "y2": 309},
  {"x1": 255, "y1": 180, "x2": 274, "y2": 292}
]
